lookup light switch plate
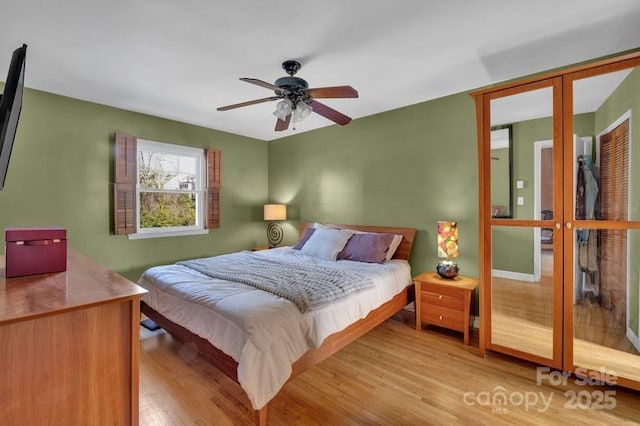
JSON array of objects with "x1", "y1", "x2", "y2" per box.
[
  {"x1": 516, "y1": 180, "x2": 524, "y2": 189},
  {"x1": 517, "y1": 196, "x2": 524, "y2": 205}
]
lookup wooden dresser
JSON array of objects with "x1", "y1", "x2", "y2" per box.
[
  {"x1": 414, "y1": 272, "x2": 477, "y2": 345},
  {"x1": 0, "y1": 250, "x2": 147, "y2": 426}
]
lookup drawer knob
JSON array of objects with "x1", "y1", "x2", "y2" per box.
[
  {"x1": 439, "y1": 315, "x2": 444, "y2": 320},
  {"x1": 438, "y1": 295, "x2": 443, "y2": 300}
]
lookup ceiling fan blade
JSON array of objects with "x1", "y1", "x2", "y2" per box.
[
  {"x1": 308, "y1": 100, "x2": 352, "y2": 125},
  {"x1": 305, "y1": 85, "x2": 358, "y2": 98},
  {"x1": 240, "y1": 78, "x2": 290, "y2": 94},
  {"x1": 216, "y1": 96, "x2": 281, "y2": 111},
  {"x1": 275, "y1": 114, "x2": 291, "y2": 131}
]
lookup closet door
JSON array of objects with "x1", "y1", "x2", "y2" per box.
[
  {"x1": 479, "y1": 77, "x2": 564, "y2": 368},
  {"x1": 564, "y1": 59, "x2": 640, "y2": 389}
]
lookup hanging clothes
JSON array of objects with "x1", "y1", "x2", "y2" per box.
[
  {"x1": 575, "y1": 157, "x2": 586, "y2": 220},
  {"x1": 576, "y1": 156, "x2": 600, "y2": 297}
]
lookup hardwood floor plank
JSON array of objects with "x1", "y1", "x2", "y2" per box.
[{"x1": 139, "y1": 312, "x2": 640, "y2": 425}]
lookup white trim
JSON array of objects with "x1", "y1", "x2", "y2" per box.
[
  {"x1": 572, "y1": 134, "x2": 593, "y2": 302},
  {"x1": 492, "y1": 269, "x2": 535, "y2": 282},
  {"x1": 128, "y1": 229, "x2": 209, "y2": 240},
  {"x1": 626, "y1": 326, "x2": 640, "y2": 353},
  {"x1": 533, "y1": 139, "x2": 553, "y2": 283},
  {"x1": 137, "y1": 138, "x2": 204, "y2": 157}
]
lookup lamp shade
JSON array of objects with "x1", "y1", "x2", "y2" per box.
[
  {"x1": 293, "y1": 102, "x2": 313, "y2": 122},
  {"x1": 437, "y1": 221, "x2": 459, "y2": 259},
  {"x1": 273, "y1": 99, "x2": 293, "y2": 121},
  {"x1": 264, "y1": 204, "x2": 287, "y2": 221}
]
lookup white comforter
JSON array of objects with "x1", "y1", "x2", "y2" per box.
[{"x1": 137, "y1": 247, "x2": 412, "y2": 409}]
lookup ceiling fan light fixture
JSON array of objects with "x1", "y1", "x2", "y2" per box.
[
  {"x1": 273, "y1": 99, "x2": 293, "y2": 120},
  {"x1": 293, "y1": 101, "x2": 313, "y2": 122}
]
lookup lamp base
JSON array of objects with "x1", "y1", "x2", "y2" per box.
[
  {"x1": 437, "y1": 260, "x2": 459, "y2": 279},
  {"x1": 267, "y1": 222, "x2": 284, "y2": 247}
]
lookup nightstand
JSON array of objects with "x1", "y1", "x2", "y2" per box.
[{"x1": 414, "y1": 272, "x2": 478, "y2": 345}]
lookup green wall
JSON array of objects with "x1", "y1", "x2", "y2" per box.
[
  {"x1": 268, "y1": 92, "x2": 479, "y2": 278},
  {"x1": 0, "y1": 87, "x2": 269, "y2": 281}
]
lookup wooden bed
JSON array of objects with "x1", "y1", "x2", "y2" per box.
[{"x1": 140, "y1": 222, "x2": 416, "y2": 425}]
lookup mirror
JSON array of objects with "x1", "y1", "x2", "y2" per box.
[
  {"x1": 571, "y1": 66, "x2": 640, "y2": 383},
  {"x1": 490, "y1": 125, "x2": 512, "y2": 218},
  {"x1": 489, "y1": 84, "x2": 557, "y2": 362}
]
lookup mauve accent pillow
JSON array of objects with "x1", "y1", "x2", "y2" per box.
[
  {"x1": 293, "y1": 227, "x2": 316, "y2": 250},
  {"x1": 300, "y1": 228, "x2": 354, "y2": 261},
  {"x1": 338, "y1": 233, "x2": 395, "y2": 264}
]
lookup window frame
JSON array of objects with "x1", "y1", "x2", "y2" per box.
[{"x1": 128, "y1": 139, "x2": 208, "y2": 239}]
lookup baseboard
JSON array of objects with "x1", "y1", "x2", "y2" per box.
[
  {"x1": 492, "y1": 269, "x2": 535, "y2": 282},
  {"x1": 626, "y1": 326, "x2": 640, "y2": 353}
]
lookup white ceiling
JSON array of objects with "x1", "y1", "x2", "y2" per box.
[{"x1": 1, "y1": 1, "x2": 640, "y2": 141}]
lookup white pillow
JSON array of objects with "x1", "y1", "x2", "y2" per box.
[
  {"x1": 385, "y1": 234, "x2": 404, "y2": 261},
  {"x1": 301, "y1": 228, "x2": 354, "y2": 261}
]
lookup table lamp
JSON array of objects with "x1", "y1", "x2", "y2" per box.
[
  {"x1": 437, "y1": 220, "x2": 459, "y2": 279},
  {"x1": 264, "y1": 204, "x2": 286, "y2": 247}
]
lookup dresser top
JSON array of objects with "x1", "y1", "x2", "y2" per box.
[{"x1": 1, "y1": 250, "x2": 146, "y2": 325}]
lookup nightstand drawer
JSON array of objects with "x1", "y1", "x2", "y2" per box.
[
  {"x1": 420, "y1": 283, "x2": 465, "y2": 298},
  {"x1": 421, "y1": 305, "x2": 464, "y2": 331},
  {"x1": 420, "y1": 290, "x2": 464, "y2": 310}
]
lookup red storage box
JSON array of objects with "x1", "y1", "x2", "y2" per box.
[{"x1": 5, "y1": 227, "x2": 67, "y2": 278}]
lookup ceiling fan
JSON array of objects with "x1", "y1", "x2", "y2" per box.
[{"x1": 217, "y1": 60, "x2": 358, "y2": 131}]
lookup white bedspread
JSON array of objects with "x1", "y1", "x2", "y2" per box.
[{"x1": 137, "y1": 247, "x2": 412, "y2": 409}]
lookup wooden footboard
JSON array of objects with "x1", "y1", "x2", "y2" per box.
[{"x1": 140, "y1": 284, "x2": 413, "y2": 425}]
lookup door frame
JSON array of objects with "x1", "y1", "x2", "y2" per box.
[{"x1": 533, "y1": 139, "x2": 553, "y2": 283}]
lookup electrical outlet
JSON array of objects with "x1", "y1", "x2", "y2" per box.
[{"x1": 517, "y1": 196, "x2": 524, "y2": 205}]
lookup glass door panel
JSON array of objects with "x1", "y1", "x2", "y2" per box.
[
  {"x1": 570, "y1": 66, "x2": 640, "y2": 385},
  {"x1": 491, "y1": 226, "x2": 554, "y2": 360},
  {"x1": 572, "y1": 228, "x2": 640, "y2": 383},
  {"x1": 488, "y1": 81, "x2": 561, "y2": 366},
  {"x1": 490, "y1": 86, "x2": 554, "y2": 221}
]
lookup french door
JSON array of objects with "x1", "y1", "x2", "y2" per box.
[{"x1": 473, "y1": 51, "x2": 640, "y2": 390}]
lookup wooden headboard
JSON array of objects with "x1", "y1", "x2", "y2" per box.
[{"x1": 298, "y1": 222, "x2": 416, "y2": 261}]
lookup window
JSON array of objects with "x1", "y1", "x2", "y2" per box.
[
  {"x1": 113, "y1": 133, "x2": 221, "y2": 239},
  {"x1": 135, "y1": 139, "x2": 205, "y2": 238}
]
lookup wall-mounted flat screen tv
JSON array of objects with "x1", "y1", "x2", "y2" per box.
[{"x1": 0, "y1": 44, "x2": 27, "y2": 191}]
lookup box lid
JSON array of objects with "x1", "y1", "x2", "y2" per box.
[{"x1": 5, "y1": 227, "x2": 67, "y2": 242}]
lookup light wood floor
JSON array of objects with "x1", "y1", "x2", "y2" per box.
[
  {"x1": 139, "y1": 312, "x2": 640, "y2": 425},
  {"x1": 491, "y1": 250, "x2": 639, "y2": 382}
]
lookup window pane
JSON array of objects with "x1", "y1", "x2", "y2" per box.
[
  {"x1": 139, "y1": 150, "x2": 197, "y2": 190},
  {"x1": 139, "y1": 192, "x2": 196, "y2": 228}
]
